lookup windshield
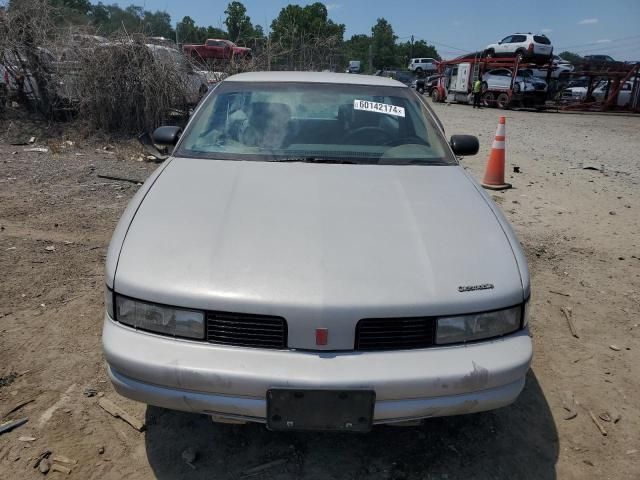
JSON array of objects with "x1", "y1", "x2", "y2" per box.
[{"x1": 176, "y1": 81, "x2": 455, "y2": 165}]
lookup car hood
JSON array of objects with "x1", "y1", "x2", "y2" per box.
[{"x1": 114, "y1": 158, "x2": 525, "y2": 349}]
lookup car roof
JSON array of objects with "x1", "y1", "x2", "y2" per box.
[{"x1": 224, "y1": 71, "x2": 408, "y2": 87}]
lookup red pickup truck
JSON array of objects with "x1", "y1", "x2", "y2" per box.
[{"x1": 182, "y1": 39, "x2": 251, "y2": 62}]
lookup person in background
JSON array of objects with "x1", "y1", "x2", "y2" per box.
[{"x1": 473, "y1": 76, "x2": 483, "y2": 108}]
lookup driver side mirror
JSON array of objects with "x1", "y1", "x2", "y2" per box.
[
  {"x1": 152, "y1": 126, "x2": 182, "y2": 146},
  {"x1": 450, "y1": 135, "x2": 479, "y2": 156}
]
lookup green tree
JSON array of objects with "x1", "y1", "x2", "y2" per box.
[
  {"x1": 397, "y1": 39, "x2": 440, "y2": 66},
  {"x1": 270, "y1": 2, "x2": 345, "y2": 46},
  {"x1": 224, "y1": 1, "x2": 254, "y2": 44},
  {"x1": 269, "y1": 2, "x2": 345, "y2": 69},
  {"x1": 370, "y1": 18, "x2": 396, "y2": 69},
  {"x1": 558, "y1": 51, "x2": 583, "y2": 63},
  {"x1": 177, "y1": 15, "x2": 200, "y2": 43},
  {"x1": 344, "y1": 34, "x2": 371, "y2": 69},
  {"x1": 142, "y1": 11, "x2": 174, "y2": 38},
  {"x1": 50, "y1": 0, "x2": 91, "y2": 14}
]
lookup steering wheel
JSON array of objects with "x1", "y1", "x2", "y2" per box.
[
  {"x1": 384, "y1": 135, "x2": 430, "y2": 147},
  {"x1": 342, "y1": 126, "x2": 394, "y2": 144}
]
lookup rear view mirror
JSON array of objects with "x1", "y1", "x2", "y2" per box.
[
  {"x1": 152, "y1": 126, "x2": 182, "y2": 146},
  {"x1": 450, "y1": 135, "x2": 479, "y2": 156}
]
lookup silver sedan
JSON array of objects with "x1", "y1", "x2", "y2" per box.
[{"x1": 103, "y1": 72, "x2": 532, "y2": 432}]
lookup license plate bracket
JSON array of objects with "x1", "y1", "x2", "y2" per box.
[{"x1": 267, "y1": 389, "x2": 375, "y2": 432}]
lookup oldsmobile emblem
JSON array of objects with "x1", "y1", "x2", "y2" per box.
[{"x1": 458, "y1": 283, "x2": 495, "y2": 292}]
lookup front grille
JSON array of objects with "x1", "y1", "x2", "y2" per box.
[
  {"x1": 355, "y1": 317, "x2": 436, "y2": 351},
  {"x1": 206, "y1": 311, "x2": 287, "y2": 349}
]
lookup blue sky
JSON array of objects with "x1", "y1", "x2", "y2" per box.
[{"x1": 100, "y1": 0, "x2": 640, "y2": 60}]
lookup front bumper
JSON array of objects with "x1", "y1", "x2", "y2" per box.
[{"x1": 103, "y1": 315, "x2": 532, "y2": 423}]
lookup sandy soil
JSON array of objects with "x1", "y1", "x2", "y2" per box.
[{"x1": 1, "y1": 103, "x2": 639, "y2": 480}]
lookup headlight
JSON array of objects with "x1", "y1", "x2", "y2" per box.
[
  {"x1": 115, "y1": 295, "x2": 204, "y2": 339},
  {"x1": 436, "y1": 305, "x2": 522, "y2": 345}
]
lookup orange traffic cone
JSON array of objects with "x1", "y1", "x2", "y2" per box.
[{"x1": 481, "y1": 116, "x2": 511, "y2": 190}]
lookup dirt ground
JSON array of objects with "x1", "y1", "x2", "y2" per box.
[{"x1": 1, "y1": 102, "x2": 639, "y2": 480}]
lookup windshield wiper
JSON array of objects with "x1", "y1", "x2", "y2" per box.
[{"x1": 267, "y1": 157, "x2": 360, "y2": 164}]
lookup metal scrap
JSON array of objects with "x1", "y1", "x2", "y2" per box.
[{"x1": 0, "y1": 417, "x2": 28, "y2": 435}]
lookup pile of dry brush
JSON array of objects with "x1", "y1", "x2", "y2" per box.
[{"x1": 1, "y1": 0, "x2": 343, "y2": 134}]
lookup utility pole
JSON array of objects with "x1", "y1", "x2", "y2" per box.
[
  {"x1": 410, "y1": 35, "x2": 414, "y2": 59},
  {"x1": 368, "y1": 44, "x2": 373, "y2": 73}
]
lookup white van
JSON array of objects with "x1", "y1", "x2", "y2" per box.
[{"x1": 408, "y1": 58, "x2": 438, "y2": 73}]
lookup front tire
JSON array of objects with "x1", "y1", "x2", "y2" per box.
[
  {"x1": 482, "y1": 91, "x2": 495, "y2": 107},
  {"x1": 484, "y1": 49, "x2": 494, "y2": 59},
  {"x1": 515, "y1": 50, "x2": 525, "y2": 62},
  {"x1": 497, "y1": 93, "x2": 510, "y2": 109}
]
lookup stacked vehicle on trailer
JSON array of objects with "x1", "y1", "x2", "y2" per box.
[{"x1": 431, "y1": 33, "x2": 556, "y2": 109}]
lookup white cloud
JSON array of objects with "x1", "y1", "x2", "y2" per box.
[
  {"x1": 596, "y1": 39, "x2": 611, "y2": 43},
  {"x1": 325, "y1": 3, "x2": 343, "y2": 10},
  {"x1": 578, "y1": 18, "x2": 598, "y2": 25},
  {"x1": 541, "y1": 28, "x2": 553, "y2": 34}
]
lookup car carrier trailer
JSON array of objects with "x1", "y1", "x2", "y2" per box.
[{"x1": 432, "y1": 53, "x2": 556, "y2": 109}]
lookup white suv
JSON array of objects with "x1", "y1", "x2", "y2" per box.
[
  {"x1": 408, "y1": 58, "x2": 438, "y2": 74},
  {"x1": 484, "y1": 33, "x2": 553, "y2": 62}
]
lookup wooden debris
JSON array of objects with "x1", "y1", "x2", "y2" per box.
[
  {"x1": 51, "y1": 454, "x2": 77, "y2": 466},
  {"x1": 561, "y1": 307, "x2": 579, "y2": 338},
  {"x1": 588, "y1": 410, "x2": 607, "y2": 436},
  {"x1": 18, "y1": 436, "x2": 36, "y2": 442},
  {"x1": 242, "y1": 458, "x2": 287, "y2": 476},
  {"x1": 549, "y1": 290, "x2": 571, "y2": 297},
  {"x1": 0, "y1": 417, "x2": 28, "y2": 435},
  {"x1": 51, "y1": 463, "x2": 72, "y2": 475},
  {"x1": 98, "y1": 398, "x2": 145, "y2": 432},
  {"x1": 563, "y1": 411, "x2": 578, "y2": 420},
  {"x1": 609, "y1": 344, "x2": 621, "y2": 351}
]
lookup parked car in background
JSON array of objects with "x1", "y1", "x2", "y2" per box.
[
  {"x1": 393, "y1": 70, "x2": 414, "y2": 86},
  {"x1": 147, "y1": 44, "x2": 212, "y2": 106},
  {"x1": 425, "y1": 74, "x2": 443, "y2": 96},
  {"x1": 580, "y1": 55, "x2": 624, "y2": 71},
  {"x1": 484, "y1": 33, "x2": 553, "y2": 62},
  {"x1": 528, "y1": 55, "x2": 574, "y2": 79},
  {"x1": 347, "y1": 60, "x2": 361, "y2": 73},
  {"x1": 593, "y1": 80, "x2": 635, "y2": 106},
  {"x1": 195, "y1": 70, "x2": 229, "y2": 93},
  {"x1": 103, "y1": 71, "x2": 532, "y2": 431},
  {"x1": 560, "y1": 80, "x2": 606, "y2": 102},
  {"x1": 583, "y1": 55, "x2": 616, "y2": 64},
  {"x1": 408, "y1": 57, "x2": 438, "y2": 74},
  {"x1": 414, "y1": 74, "x2": 443, "y2": 95},
  {"x1": 482, "y1": 68, "x2": 548, "y2": 93},
  {"x1": 183, "y1": 39, "x2": 251, "y2": 62}
]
